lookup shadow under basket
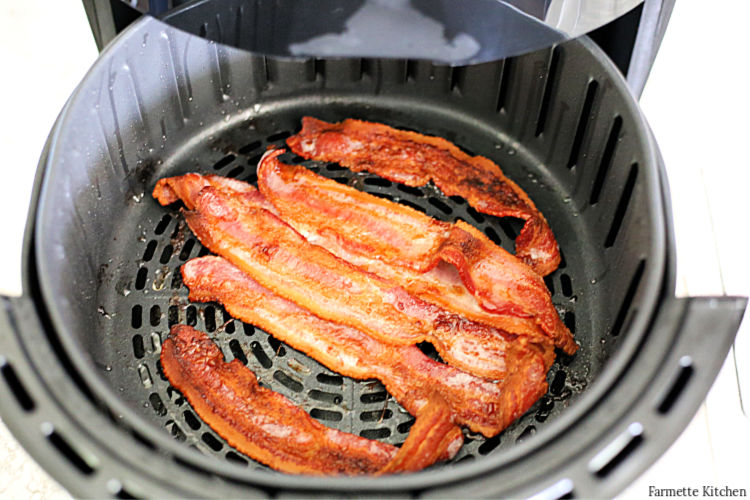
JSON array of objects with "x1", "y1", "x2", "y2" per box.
[{"x1": 0, "y1": 13, "x2": 745, "y2": 499}]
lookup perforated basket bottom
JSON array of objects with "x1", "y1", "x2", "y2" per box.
[{"x1": 95, "y1": 118, "x2": 596, "y2": 473}]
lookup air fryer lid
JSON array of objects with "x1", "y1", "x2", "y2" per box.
[
  {"x1": 124, "y1": 0, "x2": 645, "y2": 64},
  {"x1": 0, "y1": 13, "x2": 744, "y2": 499}
]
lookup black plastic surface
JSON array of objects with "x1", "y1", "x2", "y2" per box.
[{"x1": 0, "y1": 12, "x2": 745, "y2": 498}]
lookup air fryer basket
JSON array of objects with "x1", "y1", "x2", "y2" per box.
[{"x1": 0, "y1": 13, "x2": 745, "y2": 499}]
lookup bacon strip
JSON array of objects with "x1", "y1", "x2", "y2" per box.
[
  {"x1": 153, "y1": 177, "x2": 534, "y2": 380},
  {"x1": 182, "y1": 256, "x2": 551, "y2": 436},
  {"x1": 257, "y1": 150, "x2": 576, "y2": 354},
  {"x1": 286, "y1": 117, "x2": 560, "y2": 276},
  {"x1": 162, "y1": 325, "x2": 461, "y2": 475}
]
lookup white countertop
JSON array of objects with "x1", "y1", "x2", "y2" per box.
[{"x1": 0, "y1": 1, "x2": 747, "y2": 498}]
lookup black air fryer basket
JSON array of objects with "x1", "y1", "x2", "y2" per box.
[{"x1": 0, "y1": 3, "x2": 745, "y2": 498}]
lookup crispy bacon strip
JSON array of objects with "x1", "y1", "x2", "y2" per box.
[
  {"x1": 182, "y1": 256, "x2": 552, "y2": 436},
  {"x1": 153, "y1": 177, "x2": 533, "y2": 380},
  {"x1": 286, "y1": 117, "x2": 560, "y2": 276},
  {"x1": 257, "y1": 150, "x2": 576, "y2": 354},
  {"x1": 162, "y1": 325, "x2": 461, "y2": 475}
]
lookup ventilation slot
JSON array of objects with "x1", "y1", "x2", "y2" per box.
[
  {"x1": 226, "y1": 451, "x2": 248, "y2": 466},
  {"x1": 184, "y1": 410, "x2": 201, "y2": 430},
  {"x1": 45, "y1": 428, "x2": 95, "y2": 475},
  {"x1": 309, "y1": 390, "x2": 343, "y2": 405},
  {"x1": 239, "y1": 140, "x2": 262, "y2": 155},
  {"x1": 267, "y1": 337, "x2": 286, "y2": 357},
  {"x1": 149, "y1": 393, "x2": 167, "y2": 416},
  {"x1": 186, "y1": 306, "x2": 197, "y2": 326},
  {"x1": 250, "y1": 341, "x2": 272, "y2": 368},
  {"x1": 179, "y1": 239, "x2": 196, "y2": 260},
  {"x1": 360, "y1": 428, "x2": 391, "y2": 439},
  {"x1": 131, "y1": 305, "x2": 142, "y2": 329},
  {"x1": 159, "y1": 245, "x2": 173, "y2": 264},
  {"x1": 1, "y1": 362, "x2": 35, "y2": 411},
  {"x1": 535, "y1": 46, "x2": 561, "y2": 136},
  {"x1": 657, "y1": 357, "x2": 694, "y2": 414},
  {"x1": 149, "y1": 305, "x2": 161, "y2": 327},
  {"x1": 478, "y1": 434, "x2": 502, "y2": 455},
  {"x1": 213, "y1": 154, "x2": 236, "y2": 170},
  {"x1": 428, "y1": 197, "x2": 452, "y2": 215},
  {"x1": 364, "y1": 177, "x2": 392, "y2": 188},
  {"x1": 560, "y1": 274, "x2": 573, "y2": 297},
  {"x1": 590, "y1": 116, "x2": 623, "y2": 204},
  {"x1": 132, "y1": 335, "x2": 145, "y2": 359},
  {"x1": 202, "y1": 432, "x2": 223, "y2": 451},
  {"x1": 310, "y1": 408, "x2": 343, "y2": 422},
  {"x1": 360, "y1": 391, "x2": 388, "y2": 404},
  {"x1": 229, "y1": 339, "x2": 248, "y2": 365},
  {"x1": 496, "y1": 58, "x2": 514, "y2": 112},
  {"x1": 168, "y1": 306, "x2": 179, "y2": 326},
  {"x1": 360, "y1": 409, "x2": 393, "y2": 422},
  {"x1": 204, "y1": 306, "x2": 217, "y2": 332},
  {"x1": 154, "y1": 214, "x2": 171, "y2": 234},
  {"x1": 610, "y1": 260, "x2": 645, "y2": 337},
  {"x1": 589, "y1": 423, "x2": 644, "y2": 478},
  {"x1": 533, "y1": 479, "x2": 575, "y2": 500},
  {"x1": 142, "y1": 240, "x2": 157, "y2": 262},
  {"x1": 397, "y1": 419, "x2": 415, "y2": 434},
  {"x1": 135, "y1": 268, "x2": 148, "y2": 290},
  {"x1": 605, "y1": 163, "x2": 638, "y2": 248},
  {"x1": 568, "y1": 80, "x2": 598, "y2": 169},
  {"x1": 273, "y1": 371, "x2": 303, "y2": 392}
]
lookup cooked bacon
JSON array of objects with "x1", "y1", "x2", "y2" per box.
[
  {"x1": 161, "y1": 325, "x2": 461, "y2": 475},
  {"x1": 257, "y1": 150, "x2": 576, "y2": 354},
  {"x1": 153, "y1": 177, "x2": 536, "y2": 380},
  {"x1": 182, "y1": 256, "x2": 552, "y2": 436},
  {"x1": 286, "y1": 117, "x2": 560, "y2": 276}
]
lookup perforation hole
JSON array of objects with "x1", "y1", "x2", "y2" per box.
[
  {"x1": 250, "y1": 341, "x2": 272, "y2": 368},
  {"x1": 242, "y1": 323, "x2": 255, "y2": 336},
  {"x1": 267, "y1": 337, "x2": 286, "y2": 357},
  {"x1": 326, "y1": 163, "x2": 346, "y2": 172},
  {"x1": 590, "y1": 116, "x2": 623, "y2": 205},
  {"x1": 273, "y1": 371, "x2": 303, "y2": 392},
  {"x1": 45, "y1": 429, "x2": 95, "y2": 475},
  {"x1": 360, "y1": 391, "x2": 388, "y2": 404},
  {"x1": 202, "y1": 432, "x2": 223, "y2": 451},
  {"x1": 535, "y1": 46, "x2": 561, "y2": 137},
  {"x1": 222, "y1": 310, "x2": 235, "y2": 333},
  {"x1": 183, "y1": 410, "x2": 201, "y2": 430},
  {"x1": 267, "y1": 131, "x2": 292, "y2": 143},
  {"x1": 132, "y1": 335, "x2": 145, "y2": 359},
  {"x1": 428, "y1": 197, "x2": 452, "y2": 215},
  {"x1": 229, "y1": 340, "x2": 248, "y2": 365},
  {"x1": 563, "y1": 311, "x2": 576, "y2": 333},
  {"x1": 550, "y1": 371, "x2": 567, "y2": 396},
  {"x1": 360, "y1": 428, "x2": 391, "y2": 439},
  {"x1": 135, "y1": 268, "x2": 148, "y2": 290},
  {"x1": 226, "y1": 166, "x2": 244, "y2": 179},
  {"x1": 310, "y1": 409, "x2": 343, "y2": 422},
  {"x1": 179, "y1": 239, "x2": 196, "y2": 260},
  {"x1": 155, "y1": 214, "x2": 171, "y2": 234},
  {"x1": 568, "y1": 80, "x2": 599, "y2": 169},
  {"x1": 131, "y1": 305, "x2": 142, "y2": 329},
  {"x1": 226, "y1": 451, "x2": 248, "y2": 465},
  {"x1": 484, "y1": 226, "x2": 502, "y2": 246},
  {"x1": 364, "y1": 177, "x2": 393, "y2": 188},
  {"x1": 360, "y1": 409, "x2": 393, "y2": 422},
  {"x1": 317, "y1": 373, "x2": 343, "y2": 386},
  {"x1": 516, "y1": 425, "x2": 536, "y2": 444},
  {"x1": 204, "y1": 306, "x2": 216, "y2": 332},
  {"x1": 159, "y1": 245, "x2": 173, "y2": 264},
  {"x1": 397, "y1": 184, "x2": 424, "y2": 197},
  {"x1": 142, "y1": 240, "x2": 157, "y2": 262},
  {"x1": 149, "y1": 393, "x2": 167, "y2": 416},
  {"x1": 1, "y1": 363, "x2": 35, "y2": 411},
  {"x1": 168, "y1": 306, "x2": 179, "y2": 326},
  {"x1": 170, "y1": 271, "x2": 183, "y2": 290},
  {"x1": 186, "y1": 306, "x2": 197, "y2": 327},
  {"x1": 149, "y1": 305, "x2": 161, "y2": 327},
  {"x1": 309, "y1": 390, "x2": 343, "y2": 405},
  {"x1": 478, "y1": 434, "x2": 502, "y2": 455},
  {"x1": 397, "y1": 419, "x2": 415, "y2": 434},
  {"x1": 535, "y1": 395, "x2": 555, "y2": 423},
  {"x1": 213, "y1": 154, "x2": 236, "y2": 170},
  {"x1": 239, "y1": 141, "x2": 262, "y2": 155},
  {"x1": 560, "y1": 274, "x2": 573, "y2": 297},
  {"x1": 605, "y1": 163, "x2": 639, "y2": 248},
  {"x1": 544, "y1": 276, "x2": 555, "y2": 295}
]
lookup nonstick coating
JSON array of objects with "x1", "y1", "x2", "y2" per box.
[{"x1": 29, "y1": 15, "x2": 667, "y2": 494}]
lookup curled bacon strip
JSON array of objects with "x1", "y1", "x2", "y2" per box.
[
  {"x1": 162, "y1": 325, "x2": 461, "y2": 475},
  {"x1": 257, "y1": 150, "x2": 576, "y2": 354},
  {"x1": 286, "y1": 117, "x2": 560, "y2": 276},
  {"x1": 153, "y1": 176, "x2": 531, "y2": 380},
  {"x1": 182, "y1": 256, "x2": 551, "y2": 436}
]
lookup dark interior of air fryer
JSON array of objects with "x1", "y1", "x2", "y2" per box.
[{"x1": 60, "y1": 15, "x2": 654, "y2": 473}]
